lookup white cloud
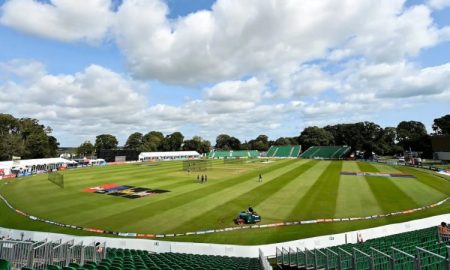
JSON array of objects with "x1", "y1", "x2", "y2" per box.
[
  {"x1": 204, "y1": 77, "x2": 265, "y2": 102},
  {"x1": 343, "y1": 5, "x2": 439, "y2": 62},
  {"x1": 336, "y1": 60, "x2": 450, "y2": 98},
  {"x1": 1, "y1": 1, "x2": 450, "y2": 144},
  {"x1": 0, "y1": 60, "x2": 297, "y2": 144},
  {"x1": 0, "y1": 0, "x2": 113, "y2": 43},
  {"x1": 1, "y1": 0, "x2": 447, "y2": 86},
  {"x1": 427, "y1": 0, "x2": 450, "y2": 9},
  {"x1": 0, "y1": 61, "x2": 149, "y2": 142},
  {"x1": 270, "y1": 64, "x2": 336, "y2": 98}
]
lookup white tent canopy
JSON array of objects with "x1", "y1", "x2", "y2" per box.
[
  {"x1": 0, "y1": 157, "x2": 75, "y2": 175},
  {"x1": 139, "y1": 151, "x2": 201, "y2": 161}
]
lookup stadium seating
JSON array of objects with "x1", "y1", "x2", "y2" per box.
[
  {"x1": 266, "y1": 145, "x2": 301, "y2": 158},
  {"x1": 276, "y1": 226, "x2": 450, "y2": 270},
  {"x1": 208, "y1": 150, "x2": 259, "y2": 158},
  {"x1": 105, "y1": 248, "x2": 261, "y2": 270},
  {"x1": 0, "y1": 245, "x2": 261, "y2": 270},
  {"x1": 299, "y1": 145, "x2": 351, "y2": 159},
  {"x1": 0, "y1": 259, "x2": 10, "y2": 270}
]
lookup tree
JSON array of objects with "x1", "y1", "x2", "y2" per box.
[
  {"x1": 396, "y1": 121, "x2": 428, "y2": 148},
  {"x1": 396, "y1": 121, "x2": 432, "y2": 157},
  {"x1": 95, "y1": 134, "x2": 118, "y2": 153},
  {"x1": 142, "y1": 131, "x2": 164, "y2": 151},
  {"x1": 161, "y1": 132, "x2": 184, "y2": 151},
  {"x1": 324, "y1": 122, "x2": 384, "y2": 153},
  {"x1": 0, "y1": 114, "x2": 22, "y2": 160},
  {"x1": 432, "y1": 114, "x2": 450, "y2": 135},
  {"x1": 298, "y1": 126, "x2": 334, "y2": 150},
  {"x1": 47, "y1": 136, "x2": 60, "y2": 157},
  {"x1": 182, "y1": 136, "x2": 211, "y2": 153},
  {"x1": 274, "y1": 137, "x2": 296, "y2": 146},
  {"x1": 215, "y1": 134, "x2": 241, "y2": 150},
  {"x1": 20, "y1": 118, "x2": 52, "y2": 158},
  {"x1": 77, "y1": 141, "x2": 95, "y2": 156},
  {"x1": 248, "y1": 135, "x2": 270, "y2": 151},
  {"x1": 215, "y1": 134, "x2": 232, "y2": 150},
  {"x1": 0, "y1": 133, "x2": 24, "y2": 161},
  {"x1": 377, "y1": 127, "x2": 400, "y2": 155},
  {"x1": 124, "y1": 132, "x2": 143, "y2": 150},
  {"x1": 0, "y1": 114, "x2": 59, "y2": 160}
]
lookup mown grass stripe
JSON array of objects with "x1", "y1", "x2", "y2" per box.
[
  {"x1": 167, "y1": 160, "x2": 318, "y2": 233},
  {"x1": 369, "y1": 163, "x2": 447, "y2": 206},
  {"x1": 74, "y1": 160, "x2": 301, "y2": 230},
  {"x1": 288, "y1": 161, "x2": 343, "y2": 220},
  {"x1": 357, "y1": 162, "x2": 419, "y2": 212},
  {"x1": 256, "y1": 160, "x2": 330, "y2": 222},
  {"x1": 9, "y1": 161, "x2": 243, "y2": 216},
  {"x1": 335, "y1": 161, "x2": 382, "y2": 217},
  {"x1": 126, "y1": 160, "x2": 310, "y2": 233},
  {"x1": 20, "y1": 161, "x2": 288, "y2": 222},
  {"x1": 71, "y1": 160, "x2": 297, "y2": 228},
  {"x1": 394, "y1": 166, "x2": 450, "y2": 195}
]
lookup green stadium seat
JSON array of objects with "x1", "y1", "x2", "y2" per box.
[
  {"x1": 46, "y1": 265, "x2": 62, "y2": 270},
  {"x1": 82, "y1": 264, "x2": 96, "y2": 270},
  {"x1": 0, "y1": 259, "x2": 9, "y2": 270},
  {"x1": 68, "y1": 263, "x2": 80, "y2": 268},
  {"x1": 300, "y1": 145, "x2": 350, "y2": 159},
  {"x1": 267, "y1": 145, "x2": 301, "y2": 158}
]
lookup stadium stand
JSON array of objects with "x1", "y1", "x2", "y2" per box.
[
  {"x1": 266, "y1": 145, "x2": 301, "y2": 158},
  {"x1": 105, "y1": 248, "x2": 261, "y2": 270},
  {"x1": 208, "y1": 150, "x2": 259, "y2": 159},
  {"x1": 0, "y1": 239, "x2": 106, "y2": 270},
  {"x1": 276, "y1": 226, "x2": 450, "y2": 270},
  {"x1": 0, "y1": 242, "x2": 261, "y2": 270},
  {"x1": 299, "y1": 145, "x2": 351, "y2": 159}
]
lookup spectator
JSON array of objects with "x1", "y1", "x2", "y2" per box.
[
  {"x1": 357, "y1": 233, "x2": 364, "y2": 243},
  {"x1": 438, "y1": 222, "x2": 449, "y2": 235},
  {"x1": 438, "y1": 222, "x2": 450, "y2": 243},
  {"x1": 95, "y1": 242, "x2": 103, "y2": 253}
]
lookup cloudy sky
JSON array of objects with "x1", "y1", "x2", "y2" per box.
[{"x1": 0, "y1": 0, "x2": 449, "y2": 146}]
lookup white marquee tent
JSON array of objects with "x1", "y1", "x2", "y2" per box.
[
  {"x1": 138, "y1": 151, "x2": 201, "y2": 161},
  {"x1": 0, "y1": 157, "x2": 76, "y2": 176}
]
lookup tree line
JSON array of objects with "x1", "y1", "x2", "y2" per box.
[
  {"x1": 0, "y1": 113, "x2": 449, "y2": 161},
  {"x1": 76, "y1": 132, "x2": 211, "y2": 156},
  {"x1": 76, "y1": 114, "x2": 450, "y2": 158},
  {"x1": 0, "y1": 114, "x2": 59, "y2": 161}
]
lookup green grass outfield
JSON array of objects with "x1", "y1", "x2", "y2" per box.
[{"x1": 0, "y1": 159, "x2": 449, "y2": 245}]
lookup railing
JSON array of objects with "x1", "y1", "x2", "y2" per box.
[
  {"x1": 83, "y1": 241, "x2": 106, "y2": 264},
  {"x1": 416, "y1": 246, "x2": 448, "y2": 270},
  {"x1": 338, "y1": 247, "x2": 353, "y2": 270},
  {"x1": 0, "y1": 239, "x2": 107, "y2": 270},
  {"x1": 353, "y1": 247, "x2": 373, "y2": 270},
  {"x1": 326, "y1": 248, "x2": 339, "y2": 270},
  {"x1": 391, "y1": 247, "x2": 417, "y2": 270},
  {"x1": 68, "y1": 241, "x2": 85, "y2": 265},
  {"x1": 275, "y1": 247, "x2": 282, "y2": 267},
  {"x1": 30, "y1": 241, "x2": 53, "y2": 270},
  {"x1": 259, "y1": 248, "x2": 273, "y2": 270},
  {"x1": 315, "y1": 248, "x2": 327, "y2": 269},
  {"x1": 297, "y1": 247, "x2": 306, "y2": 268},
  {"x1": 0, "y1": 240, "x2": 36, "y2": 269},
  {"x1": 370, "y1": 247, "x2": 392, "y2": 270},
  {"x1": 51, "y1": 240, "x2": 73, "y2": 267},
  {"x1": 276, "y1": 245, "x2": 450, "y2": 270}
]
